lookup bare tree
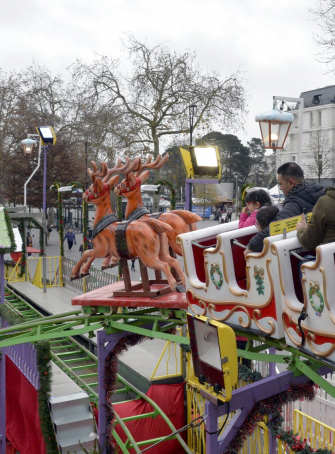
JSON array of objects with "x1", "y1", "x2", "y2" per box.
[
  {"x1": 71, "y1": 35, "x2": 247, "y2": 158},
  {"x1": 304, "y1": 129, "x2": 333, "y2": 182},
  {"x1": 310, "y1": 0, "x2": 335, "y2": 70}
]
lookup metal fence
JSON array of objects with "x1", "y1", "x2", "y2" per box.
[{"x1": 62, "y1": 257, "x2": 118, "y2": 293}]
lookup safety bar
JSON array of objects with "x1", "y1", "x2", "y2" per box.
[
  {"x1": 191, "y1": 240, "x2": 217, "y2": 249},
  {"x1": 232, "y1": 239, "x2": 248, "y2": 250},
  {"x1": 290, "y1": 251, "x2": 315, "y2": 261}
]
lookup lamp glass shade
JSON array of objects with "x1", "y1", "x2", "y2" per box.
[
  {"x1": 21, "y1": 138, "x2": 37, "y2": 155},
  {"x1": 194, "y1": 320, "x2": 222, "y2": 370},
  {"x1": 258, "y1": 120, "x2": 292, "y2": 149}
]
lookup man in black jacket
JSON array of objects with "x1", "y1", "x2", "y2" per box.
[{"x1": 244, "y1": 162, "x2": 325, "y2": 256}]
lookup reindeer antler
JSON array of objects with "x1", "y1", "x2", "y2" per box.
[
  {"x1": 103, "y1": 158, "x2": 128, "y2": 183},
  {"x1": 122, "y1": 156, "x2": 142, "y2": 179},
  {"x1": 87, "y1": 161, "x2": 108, "y2": 183},
  {"x1": 135, "y1": 154, "x2": 169, "y2": 177}
]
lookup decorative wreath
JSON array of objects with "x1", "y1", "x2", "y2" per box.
[
  {"x1": 309, "y1": 280, "x2": 324, "y2": 316},
  {"x1": 210, "y1": 262, "x2": 224, "y2": 289}
]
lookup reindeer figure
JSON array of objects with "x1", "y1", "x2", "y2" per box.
[
  {"x1": 114, "y1": 154, "x2": 202, "y2": 256},
  {"x1": 71, "y1": 160, "x2": 186, "y2": 292}
]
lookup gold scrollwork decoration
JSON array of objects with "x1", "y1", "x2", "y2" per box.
[
  {"x1": 306, "y1": 332, "x2": 335, "y2": 358},
  {"x1": 252, "y1": 309, "x2": 276, "y2": 335},
  {"x1": 207, "y1": 303, "x2": 251, "y2": 328},
  {"x1": 282, "y1": 311, "x2": 302, "y2": 346},
  {"x1": 187, "y1": 298, "x2": 207, "y2": 317}
]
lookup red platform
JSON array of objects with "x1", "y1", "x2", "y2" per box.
[{"x1": 71, "y1": 281, "x2": 188, "y2": 309}]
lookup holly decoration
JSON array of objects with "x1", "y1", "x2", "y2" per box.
[{"x1": 254, "y1": 266, "x2": 265, "y2": 295}]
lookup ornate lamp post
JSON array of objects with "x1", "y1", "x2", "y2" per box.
[
  {"x1": 22, "y1": 127, "x2": 56, "y2": 292},
  {"x1": 256, "y1": 96, "x2": 303, "y2": 165}
]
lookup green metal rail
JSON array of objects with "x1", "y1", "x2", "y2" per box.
[{"x1": 1, "y1": 287, "x2": 191, "y2": 453}]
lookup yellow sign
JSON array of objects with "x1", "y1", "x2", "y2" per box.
[{"x1": 269, "y1": 212, "x2": 312, "y2": 236}]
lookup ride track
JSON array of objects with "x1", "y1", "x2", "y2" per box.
[
  {"x1": 1, "y1": 281, "x2": 335, "y2": 454},
  {"x1": 0, "y1": 287, "x2": 192, "y2": 454}
]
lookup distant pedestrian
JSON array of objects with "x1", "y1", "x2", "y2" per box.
[
  {"x1": 131, "y1": 260, "x2": 136, "y2": 271},
  {"x1": 63, "y1": 229, "x2": 76, "y2": 251},
  {"x1": 27, "y1": 232, "x2": 33, "y2": 257},
  {"x1": 47, "y1": 224, "x2": 53, "y2": 241}
]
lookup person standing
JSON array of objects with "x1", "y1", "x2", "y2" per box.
[
  {"x1": 26, "y1": 232, "x2": 33, "y2": 257},
  {"x1": 63, "y1": 229, "x2": 76, "y2": 251}
]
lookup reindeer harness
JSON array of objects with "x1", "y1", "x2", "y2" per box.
[
  {"x1": 92, "y1": 214, "x2": 119, "y2": 240},
  {"x1": 85, "y1": 183, "x2": 111, "y2": 201},
  {"x1": 117, "y1": 177, "x2": 141, "y2": 195}
]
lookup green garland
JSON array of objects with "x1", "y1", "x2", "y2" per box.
[
  {"x1": 36, "y1": 341, "x2": 59, "y2": 454},
  {"x1": 18, "y1": 219, "x2": 26, "y2": 277},
  {"x1": 0, "y1": 303, "x2": 25, "y2": 325},
  {"x1": 59, "y1": 195, "x2": 64, "y2": 257},
  {"x1": 154, "y1": 179, "x2": 176, "y2": 210},
  {"x1": 0, "y1": 305, "x2": 58, "y2": 453},
  {"x1": 117, "y1": 194, "x2": 123, "y2": 280},
  {"x1": 0, "y1": 209, "x2": 16, "y2": 255}
]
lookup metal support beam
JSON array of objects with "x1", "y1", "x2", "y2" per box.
[
  {"x1": 0, "y1": 347, "x2": 5, "y2": 454},
  {"x1": 204, "y1": 366, "x2": 332, "y2": 454}
]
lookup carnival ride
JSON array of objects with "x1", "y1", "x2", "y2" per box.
[{"x1": 1, "y1": 156, "x2": 335, "y2": 454}]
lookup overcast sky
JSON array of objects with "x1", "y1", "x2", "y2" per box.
[{"x1": 1, "y1": 0, "x2": 334, "y2": 148}]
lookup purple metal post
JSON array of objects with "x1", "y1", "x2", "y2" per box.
[
  {"x1": 42, "y1": 145, "x2": 47, "y2": 292},
  {"x1": 97, "y1": 330, "x2": 129, "y2": 454},
  {"x1": 0, "y1": 346, "x2": 6, "y2": 454},
  {"x1": 0, "y1": 255, "x2": 4, "y2": 305},
  {"x1": 185, "y1": 180, "x2": 192, "y2": 212},
  {"x1": 268, "y1": 346, "x2": 277, "y2": 454},
  {"x1": 185, "y1": 178, "x2": 219, "y2": 214}
]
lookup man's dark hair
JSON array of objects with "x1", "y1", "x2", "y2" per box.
[
  {"x1": 277, "y1": 162, "x2": 304, "y2": 181},
  {"x1": 256, "y1": 206, "x2": 279, "y2": 230}
]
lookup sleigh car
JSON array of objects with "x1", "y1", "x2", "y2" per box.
[
  {"x1": 177, "y1": 220, "x2": 297, "y2": 339},
  {"x1": 272, "y1": 236, "x2": 335, "y2": 364}
]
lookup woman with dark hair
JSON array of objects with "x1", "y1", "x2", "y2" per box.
[{"x1": 239, "y1": 189, "x2": 272, "y2": 228}]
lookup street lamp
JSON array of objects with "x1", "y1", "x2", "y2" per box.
[
  {"x1": 256, "y1": 96, "x2": 304, "y2": 165},
  {"x1": 235, "y1": 174, "x2": 239, "y2": 216},
  {"x1": 21, "y1": 126, "x2": 56, "y2": 293}
]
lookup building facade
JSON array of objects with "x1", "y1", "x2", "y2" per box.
[{"x1": 276, "y1": 86, "x2": 335, "y2": 185}]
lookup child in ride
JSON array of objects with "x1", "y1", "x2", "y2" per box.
[{"x1": 239, "y1": 189, "x2": 272, "y2": 228}]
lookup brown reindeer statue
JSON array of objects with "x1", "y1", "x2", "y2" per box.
[
  {"x1": 71, "y1": 160, "x2": 186, "y2": 293},
  {"x1": 114, "y1": 154, "x2": 202, "y2": 256}
]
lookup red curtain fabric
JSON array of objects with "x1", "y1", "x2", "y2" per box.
[
  {"x1": 113, "y1": 383, "x2": 185, "y2": 454},
  {"x1": 6, "y1": 356, "x2": 45, "y2": 454}
]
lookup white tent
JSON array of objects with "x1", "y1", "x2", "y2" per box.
[{"x1": 269, "y1": 184, "x2": 280, "y2": 196}]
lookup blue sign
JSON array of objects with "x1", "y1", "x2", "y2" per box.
[{"x1": 192, "y1": 205, "x2": 212, "y2": 218}]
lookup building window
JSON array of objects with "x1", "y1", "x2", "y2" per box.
[
  {"x1": 312, "y1": 94, "x2": 322, "y2": 106},
  {"x1": 310, "y1": 112, "x2": 313, "y2": 128},
  {"x1": 319, "y1": 111, "x2": 322, "y2": 126},
  {"x1": 318, "y1": 154, "x2": 323, "y2": 175},
  {"x1": 291, "y1": 155, "x2": 296, "y2": 162}
]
